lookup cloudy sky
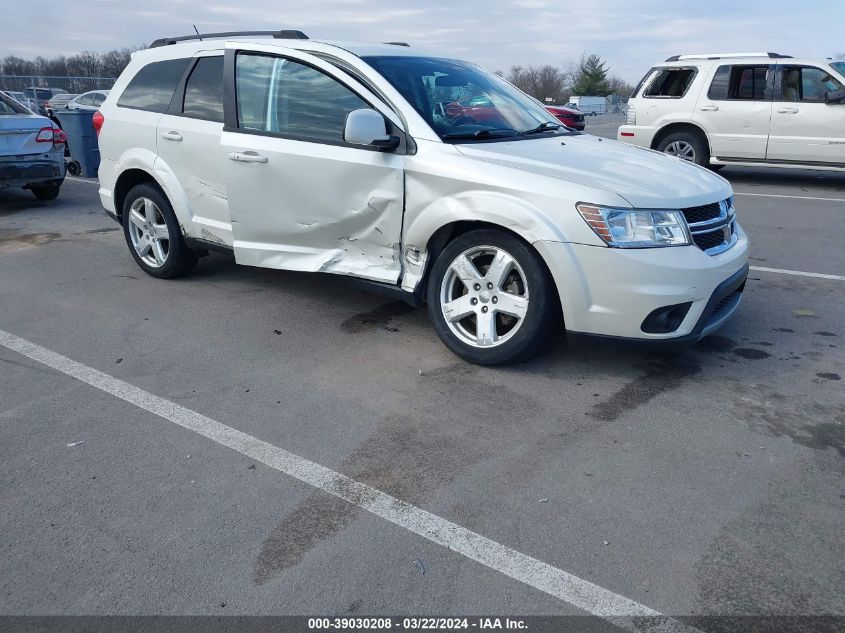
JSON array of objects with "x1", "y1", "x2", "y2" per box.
[{"x1": 4, "y1": 0, "x2": 844, "y2": 81}]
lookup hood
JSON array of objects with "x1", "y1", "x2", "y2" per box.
[{"x1": 455, "y1": 134, "x2": 732, "y2": 209}]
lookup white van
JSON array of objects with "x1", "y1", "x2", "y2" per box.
[
  {"x1": 619, "y1": 52, "x2": 845, "y2": 170},
  {"x1": 96, "y1": 31, "x2": 749, "y2": 364}
]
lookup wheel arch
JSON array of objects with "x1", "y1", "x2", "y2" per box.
[
  {"x1": 113, "y1": 168, "x2": 159, "y2": 219},
  {"x1": 651, "y1": 122, "x2": 711, "y2": 152}
]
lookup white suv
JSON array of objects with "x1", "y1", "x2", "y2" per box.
[
  {"x1": 619, "y1": 52, "x2": 845, "y2": 170},
  {"x1": 96, "y1": 30, "x2": 749, "y2": 365}
]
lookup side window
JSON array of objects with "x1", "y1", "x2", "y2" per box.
[
  {"x1": 182, "y1": 56, "x2": 224, "y2": 122},
  {"x1": 235, "y1": 53, "x2": 370, "y2": 143},
  {"x1": 77, "y1": 94, "x2": 95, "y2": 106},
  {"x1": 782, "y1": 66, "x2": 844, "y2": 103},
  {"x1": 643, "y1": 68, "x2": 696, "y2": 98},
  {"x1": 709, "y1": 65, "x2": 770, "y2": 101},
  {"x1": 117, "y1": 58, "x2": 191, "y2": 113},
  {"x1": 93, "y1": 93, "x2": 106, "y2": 106}
]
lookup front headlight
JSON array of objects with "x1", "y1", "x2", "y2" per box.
[{"x1": 577, "y1": 204, "x2": 690, "y2": 248}]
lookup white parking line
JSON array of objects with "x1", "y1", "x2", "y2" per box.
[
  {"x1": 0, "y1": 328, "x2": 698, "y2": 633},
  {"x1": 66, "y1": 176, "x2": 98, "y2": 185},
  {"x1": 735, "y1": 191, "x2": 845, "y2": 203},
  {"x1": 750, "y1": 266, "x2": 845, "y2": 281}
]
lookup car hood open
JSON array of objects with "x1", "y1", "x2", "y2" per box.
[{"x1": 454, "y1": 134, "x2": 732, "y2": 209}]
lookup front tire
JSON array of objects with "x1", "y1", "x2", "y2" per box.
[
  {"x1": 657, "y1": 131, "x2": 710, "y2": 167},
  {"x1": 426, "y1": 229, "x2": 557, "y2": 365},
  {"x1": 122, "y1": 183, "x2": 197, "y2": 279}
]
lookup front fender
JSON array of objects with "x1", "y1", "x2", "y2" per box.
[{"x1": 400, "y1": 186, "x2": 568, "y2": 293}]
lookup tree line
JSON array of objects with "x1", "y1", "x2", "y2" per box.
[
  {"x1": 1, "y1": 47, "x2": 634, "y2": 104},
  {"x1": 497, "y1": 53, "x2": 635, "y2": 103},
  {"x1": 0, "y1": 48, "x2": 142, "y2": 78}
]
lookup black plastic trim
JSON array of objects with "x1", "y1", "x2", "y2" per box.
[{"x1": 150, "y1": 30, "x2": 308, "y2": 48}]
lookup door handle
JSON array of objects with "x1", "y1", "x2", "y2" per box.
[
  {"x1": 777, "y1": 108, "x2": 799, "y2": 114},
  {"x1": 161, "y1": 131, "x2": 183, "y2": 141},
  {"x1": 699, "y1": 105, "x2": 719, "y2": 111},
  {"x1": 228, "y1": 151, "x2": 268, "y2": 164}
]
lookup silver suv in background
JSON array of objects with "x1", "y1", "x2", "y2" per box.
[{"x1": 619, "y1": 53, "x2": 845, "y2": 170}]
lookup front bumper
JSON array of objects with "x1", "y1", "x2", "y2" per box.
[
  {"x1": 0, "y1": 158, "x2": 65, "y2": 190},
  {"x1": 534, "y1": 224, "x2": 749, "y2": 340}
]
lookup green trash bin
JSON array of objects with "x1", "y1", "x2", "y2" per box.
[{"x1": 54, "y1": 110, "x2": 100, "y2": 178}]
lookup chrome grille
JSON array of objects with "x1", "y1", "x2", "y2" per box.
[{"x1": 682, "y1": 198, "x2": 737, "y2": 256}]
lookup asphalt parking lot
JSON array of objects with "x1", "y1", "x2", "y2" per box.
[{"x1": 1, "y1": 134, "x2": 843, "y2": 630}]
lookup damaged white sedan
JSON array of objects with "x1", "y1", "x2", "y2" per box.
[{"x1": 97, "y1": 30, "x2": 749, "y2": 365}]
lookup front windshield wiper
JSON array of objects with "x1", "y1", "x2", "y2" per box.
[
  {"x1": 442, "y1": 128, "x2": 520, "y2": 141},
  {"x1": 521, "y1": 121, "x2": 562, "y2": 136}
]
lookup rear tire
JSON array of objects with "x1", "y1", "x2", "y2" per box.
[
  {"x1": 31, "y1": 185, "x2": 61, "y2": 200},
  {"x1": 122, "y1": 183, "x2": 197, "y2": 279},
  {"x1": 426, "y1": 229, "x2": 557, "y2": 365},
  {"x1": 657, "y1": 131, "x2": 710, "y2": 167}
]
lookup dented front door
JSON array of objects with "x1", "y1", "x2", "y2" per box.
[{"x1": 222, "y1": 45, "x2": 405, "y2": 284}]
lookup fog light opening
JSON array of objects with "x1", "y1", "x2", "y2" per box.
[{"x1": 641, "y1": 302, "x2": 693, "y2": 334}]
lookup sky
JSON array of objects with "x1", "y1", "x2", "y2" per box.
[{"x1": 3, "y1": 0, "x2": 844, "y2": 82}]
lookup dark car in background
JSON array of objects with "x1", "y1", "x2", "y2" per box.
[
  {"x1": 23, "y1": 87, "x2": 68, "y2": 116},
  {"x1": 544, "y1": 105, "x2": 586, "y2": 130}
]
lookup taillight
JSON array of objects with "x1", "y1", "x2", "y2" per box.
[
  {"x1": 35, "y1": 127, "x2": 55, "y2": 142},
  {"x1": 625, "y1": 104, "x2": 636, "y2": 125},
  {"x1": 92, "y1": 110, "x2": 104, "y2": 137},
  {"x1": 35, "y1": 127, "x2": 66, "y2": 146}
]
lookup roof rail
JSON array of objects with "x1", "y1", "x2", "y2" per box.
[
  {"x1": 665, "y1": 52, "x2": 792, "y2": 62},
  {"x1": 149, "y1": 29, "x2": 308, "y2": 48},
  {"x1": 384, "y1": 42, "x2": 410, "y2": 47}
]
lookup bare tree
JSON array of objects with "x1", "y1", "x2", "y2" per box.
[{"x1": 507, "y1": 64, "x2": 565, "y2": 102}]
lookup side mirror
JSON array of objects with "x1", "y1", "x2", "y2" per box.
[
  {"x1": 344, "y1": 109, "x2": 400, "y2": 151},
  {"x1": 825, "y1": 88, "x2": 845, "y2": 104}
]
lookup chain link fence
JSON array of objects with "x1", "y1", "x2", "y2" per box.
[{"x1": 0, "y1": 75, "x2": 117, "y2": 95}]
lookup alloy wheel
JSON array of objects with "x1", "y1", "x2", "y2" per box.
[
  {"x1": 127, "y1": 197, "x2": 170, "y2": 268},
  {"x1": 664, "y1": 140, "x2": 696, "y2": 162},
  {"x1": 439, "y1": 245, "x2": 530, "y2": 348}
]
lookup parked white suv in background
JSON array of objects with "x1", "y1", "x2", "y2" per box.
[
  {"x1": 619, "y1": 53, "x2": 845, "y2": 170},
  {"x1": 96, "y1": 30, "x2": 749, "y2": 365}
]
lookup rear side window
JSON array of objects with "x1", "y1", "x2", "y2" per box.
[
  {"x1": 235, "y1": 53, "x2": 370, "y2": 144},
  {"x1": 182, "y1": 56, "x2": 224, "y2": 122},
  {"x1": 117, "y1": 58, "x2": 191, "y2": 113},
  {"x1": 643, "y1": 68, "x2": 697, "y2": 98},
  {"x1": 708, "y1": 65, "x2": 770, "y2": 100}
]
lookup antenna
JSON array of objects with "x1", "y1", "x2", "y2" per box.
[{"x1": 193, "y1": 25, "x2": 202, "y2": 40}]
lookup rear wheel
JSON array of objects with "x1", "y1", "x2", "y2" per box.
[
  {"x1": 122, "y1": 183, "x2": 197, "y2": 279},
  {"x1": 657, "y1": 131, "x2": 709, "y2": 167},
  {"x1": 31, "y1": 184, "x2": 61, "y2": 200},
  {"x1": 426, "y1": 229, "x2": 557, "y2": 365}
]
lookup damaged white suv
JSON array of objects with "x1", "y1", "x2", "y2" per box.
[{"x1": 97, "y1": 30, "x2": 749, "y2": 365}]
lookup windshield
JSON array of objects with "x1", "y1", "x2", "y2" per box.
[{"x1": 363, "y1": 55, "x2": 561, "y2": 142}]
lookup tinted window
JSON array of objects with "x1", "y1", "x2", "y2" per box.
[
  {"x1": 643, "y1": 68, "x2": 696, "y2": 98},
  {"x1": 182, "y1": 56, "x2": 224, "y2": 122},
  {"x1": 117, "y1": 58, "x2": 191, "y2": 112},
  {"x1": 782, "y1": 66, "x2": 844, "y2": 102},
  {"x1": 236, "y1": 53, "x2": 370, "y2": 143},
  {"x1": 708, "y1": 65, "x2": 769, "y2": 101}
]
